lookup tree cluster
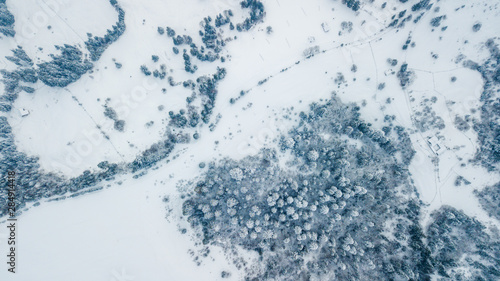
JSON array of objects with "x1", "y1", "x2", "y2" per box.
[{"x1": 0, "y1": 0, "x2": 15, "y2": 37}]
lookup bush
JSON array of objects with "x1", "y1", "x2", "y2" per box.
[
  {"x1": 472, "y1": 23, "x2": 482, "y2": 32},
  {"x1": 140, "y1": 65, "x2": 151, "y2": 76},
  {"x1": 166, "y1": 26, "x2": 175, "y2": 37},
  {"x1": 114, "y1": 120, "x2": 125, "y2": 132}
]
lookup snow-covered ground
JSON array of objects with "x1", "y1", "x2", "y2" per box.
[{"x1": 0, "y1": 169, "x2": 241, "y2": 281}]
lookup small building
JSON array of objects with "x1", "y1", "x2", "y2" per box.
[
  {"x1": 427, "y1": 136, "x2": 442, "y2": 154},
  {"x1": 19, "y1": 108, "x2": 30, "y2": 117}
]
